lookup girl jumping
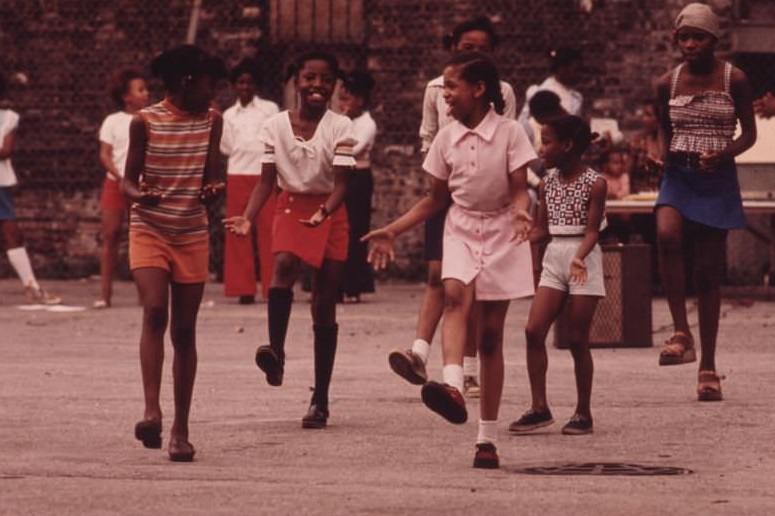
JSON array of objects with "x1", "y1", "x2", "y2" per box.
[
  {"x1": 509, "y1": 115, "x2": 606, "y2": 436},
  {"x1": 391, "y1": 15, "x2": 518, "y2": 397},
  {"x1": 124, "y1": 45, "x2": 226, "y2": 461},
  {"x1": 225, "y1": 51, "x2": 356, "y2": 429},
  {"x1": 365, "y1": 52, "x2": 535, "y2": 468}
]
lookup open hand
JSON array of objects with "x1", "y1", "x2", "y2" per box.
[
  {"x1": 570, "y1": 257, "x2": 588, "y2": 285},
  {"x1": 299, "y1": 208, "x2": 327, "y2": 228},
  {"x1": 511, "y1": 209, "x2": 533, "y2": 243},
  {"x1": 224, "y1": 215, "x2": 251, "y2": 236},
  {"x1": 200, "y1": 181, "x2": 225, "y2": 205},
  {"x1": 362, "y1": 228, "x2": 396, "y2": 271}
]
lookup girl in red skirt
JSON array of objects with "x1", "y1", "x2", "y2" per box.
[{"x1": 225, "y1": 51, "x2": 355, "y2": 429}]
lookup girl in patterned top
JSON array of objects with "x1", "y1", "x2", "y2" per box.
[
  {"x1": 123, "y1": 45, "x2": 226, "y2": 462},
  {"x1": 654, "y1": 3, "x2": 755, "y2": 401},
  {"x1": 225, "y1": 52, "x2": 356, "y2": 430},
  {"x1": 510, "y1": 115, "x2": 606, "y2": 437}
]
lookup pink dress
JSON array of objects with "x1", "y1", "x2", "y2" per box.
[{"x1": 423, "y1": 109, "x2": 537, "y2": 300}]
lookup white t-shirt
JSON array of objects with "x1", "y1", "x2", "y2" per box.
[
  {"x1": 0, "y1": 109, "x2": 20, "y2": 187},
  {"x1": 351, "y1": 111, "x2": 377, "y2": 170},
  {"x1": 419, "y1": 75, "x2": 517, "y2": 153},
  {"x1": 517, "y1": 76, "x2": 584, "y2": 125},
  {"x1": 423, "y1": 108, "x2": 537, "y2": 212},
  {"x1": 260, "y1": 110, "x2": 357, "y2": 194},
  {"x1": 221, "y1": 96, "x2": 280, "y2": 175},
  {"x1": 98, "y1": 111, "x2": 134, "y2": 180}
]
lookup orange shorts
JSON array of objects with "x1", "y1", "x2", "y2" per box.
[
  {"x1": 100, "y1": 177, "x2": 128, "y2": 212},
  {"x1": 272, "y1": 191, "x2": 348, "y2": 268},
  {"x1": 129, "y1": 230, "x2": 209, "y2": 284}
]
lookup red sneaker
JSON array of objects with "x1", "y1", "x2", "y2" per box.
[{"x1": 473, "y1": 442, "x2": 499, "y2": 469}]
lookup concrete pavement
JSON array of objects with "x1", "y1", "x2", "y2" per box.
[{"x1": 0, "y1": 279, "x2": 774, "y2": 515}]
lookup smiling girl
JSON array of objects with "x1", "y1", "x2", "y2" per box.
[
  {"x1": 225, "y1": 52, "x2": 356, "y2": 429},
  {"x1": 365, "y1": 52, "x2": 535, "y2": 469}
]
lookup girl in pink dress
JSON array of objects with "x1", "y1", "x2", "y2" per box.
[{"x1": 364, "y1": 52, "x2": 535, "y2": 469}]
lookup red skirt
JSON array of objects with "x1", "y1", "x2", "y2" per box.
[{"x1": 272, "y1": 191, "x2": 348, "y2": 268}]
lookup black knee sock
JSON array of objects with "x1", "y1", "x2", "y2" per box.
[
  {"x1": 267, "y1": 287, "x2": 293, "y2": 362},
  {"x1": 312, "y1": 324, "x2": 338, "y2": 410}
]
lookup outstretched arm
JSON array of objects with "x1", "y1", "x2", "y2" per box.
[{"x1": 224, "y1": 162, "x2": 277, "y2": 235}]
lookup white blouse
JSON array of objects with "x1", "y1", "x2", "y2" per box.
[
  {"x1": 260, "y1": 110, "x2": 356, "y2": 194},
  {"x1": 351, "y1": 111, "x2": 377, "y2": 170},
  {"x1": 221, "y1": 96, "x2": 280, "y2": 175}
]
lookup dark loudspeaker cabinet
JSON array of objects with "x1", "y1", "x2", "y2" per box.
[{"x1": 555, "y1": 244, "x2": 653, "y2": 348}]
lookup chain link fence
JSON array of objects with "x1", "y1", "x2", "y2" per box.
[{"x1": 1, "y1": 0, "x2": 774, "y2": 285}]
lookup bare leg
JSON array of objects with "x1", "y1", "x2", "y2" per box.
[
  {"x1": 416, "y1": 260, "x2": 444, "y2": 343},
  {"x1": 99, "y1": 209, "x2": 124, "y2": 305},
  {"x1": 440, "y1": 279, "x2": 475, "y2": 367},
  {"x1": 477, "y1": 300, "x2": 510, "y2": 421},
  {"x1": 168, "y1": 281, "x2": 204, "y2": 443},
  {"x1": 132, "y1": 267, "x2": 169, "y2": 423},
  {"x1": 524, "y1": 286, "x2": 567, "y2": 411},
  {"x1": 656, "y1": 206, "x2": 691, "y2": 336},
  {"x1": 565, "y1": 295, "x2": 599, "y2": 418},
  {"x1": 693, "y1": 227, "x2": 727, "y2": 372}
]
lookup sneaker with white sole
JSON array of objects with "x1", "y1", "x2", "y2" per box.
[
  {"x1": 561, "y1": 414, "x2": 593, "y2": 435},
  {"x1": 463, "y1": 375, "x2": 480, "y2": 398},
  {"x1": 388, "y1": 349, "x2": 427, "y2": 385},
  {"x1": 508, "y1": 408, "x2": 554, "y2": 434}
]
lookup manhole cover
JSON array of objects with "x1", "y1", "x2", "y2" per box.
[{"x1": 512, "y1": 462, "x2": 693, "y2": 476}]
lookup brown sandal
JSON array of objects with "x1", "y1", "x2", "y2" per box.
[
  {"x1": 697, "y1": 370, "x2": 723, "y2": 402},
  {"x1": 659, "y1": 332, "x2": 697, "y2": 366}
]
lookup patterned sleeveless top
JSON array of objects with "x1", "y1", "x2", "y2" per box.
[
  {"x1": 669, "y1": 62, "x2": 736, "y2": 154},
  {"x1": 130, "y1": 100, "x2": 215, "y2": 244},
  {"x1": 545, "y1": 167, "x2": 606, "y2": 236}
]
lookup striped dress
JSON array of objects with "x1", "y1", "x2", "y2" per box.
[{"x1": 130, "y1": 99, "x2": 215, "y2": 244}]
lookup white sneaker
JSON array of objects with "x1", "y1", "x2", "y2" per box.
[
  {"x1": 25, "y1": 284, "x2": 62, "y2": 305},
  {"x1": 464, "y1": 376, "x2": 480, "y2": 398}
]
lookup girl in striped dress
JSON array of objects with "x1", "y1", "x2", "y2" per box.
[
  {"x1": 225, "y1": 52, "x2": 356, "y2": 429},
  {"x1": 123, "y1": 45, "x2": 226, "y2": 462},
  {"x1": 654, "y1": 3, "x2": 756, "y2": 401}
]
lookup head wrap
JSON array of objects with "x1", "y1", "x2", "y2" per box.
[{"x1": 675, "y1": 3, "x2": 721, "y2": 39}]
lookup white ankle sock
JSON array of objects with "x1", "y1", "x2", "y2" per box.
[
  {"x1": 463, "y1": 356, "x2": 478, "y2": 377},
  {"x1": 411, "y1": 339, "x2": 431, "y2": 364},
  {"x1": 7, "y1": 247, "x2": 39, "y2": 290},
  {"x1": 442, "y1": 364, "x2": 464, "y2": 393},
  {"x1": 477, "y1": 419, "x2": 498, "y2": 445}
]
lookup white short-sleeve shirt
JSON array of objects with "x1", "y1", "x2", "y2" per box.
[
  {"x1": 517, "y1": 76, "x2": 584, "y2": 125},
  {"x1": 221, "y1": 96, "x2": 280, "y2": 175},
  {"x1": 419, "y1": 75, "x2": 517, "y2": 153},
  {"x1": 260, "y1": 110, "x2": 357, "y2": 194},
  {"x1": 98, "y1": 111, "x2": 134, "y2": 180},
  {"x1": 351, "y1": 110, "x2": 377, "y2": 169},
  {"x1": 423, "y1": 108, "x2": 537, "y2": 212},
  {"x1": 0, "y1": 109, "x2": 20, "y2": 187}
]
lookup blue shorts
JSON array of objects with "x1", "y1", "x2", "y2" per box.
[{"x1": 0, "y1": 188, "x2": 16, "y2": 220}]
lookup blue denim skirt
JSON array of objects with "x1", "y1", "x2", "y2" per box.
[
  {"x1": 0, "y1": 187, "x2": 16, "y2": 220},
  {"x1": 655, "y1": 157, "x2": 745, "y2": 230}
]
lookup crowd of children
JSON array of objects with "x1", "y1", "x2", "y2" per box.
[{"x1": 1, "y1": 3, "x2": 766, "y2": 468}]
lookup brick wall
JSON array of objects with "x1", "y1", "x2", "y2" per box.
[{"x1": 2, "y1": 0, "x2": 764, "y2": 283}]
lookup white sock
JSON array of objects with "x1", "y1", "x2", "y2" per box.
[
  {"x1": 477, "y1": 419, "x2": 498, "y2": 445},
  {"x1": 411, "y1": 339, "x2": 431, "y2": 364},
  {"x1": 7, "y1": 247, "x2": 39, "y2": 290},
  {"x1": 442, "y1": 364, "x2": 464, "y2": 393},
  {"x1": 463, "y1": 356, "x2": 478, "y2": 378}
]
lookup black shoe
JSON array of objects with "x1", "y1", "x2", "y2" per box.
[
  {"x1": 508, "y1": 408, "x2": 554, "y2": 434},
  {"x1": 134, "y1": 419, "x2": 162, "y2": 449},
  {"x1": 255, "y1": 345, "x2": 284, "y2": 386},
  {"x1": 420, "y1": 381, "x2": 467, "y2": 424},
  {"x1": 301, "y1": 404, "x2": 329, "y2": 429},
  {"x1": 473, "y1": 442, "x2": 499, "y2": 469},
  {"x1": 561, "y1": 414, "x2": 594, "y2": 435},
  {"x1": 239, "y1": 295, "x2": 255, "y2": 305}
]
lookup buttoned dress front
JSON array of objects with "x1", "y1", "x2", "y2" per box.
[{"x1": 423, "y1": 109, "x2": 537, "y2": 301}]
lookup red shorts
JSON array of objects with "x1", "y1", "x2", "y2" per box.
[
  {"x1": 100, "y1": 177, "x2": 128, "y2": 212},
  {"x1": 272, "y1": 191, "x2": 348, "y2": 268}
]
